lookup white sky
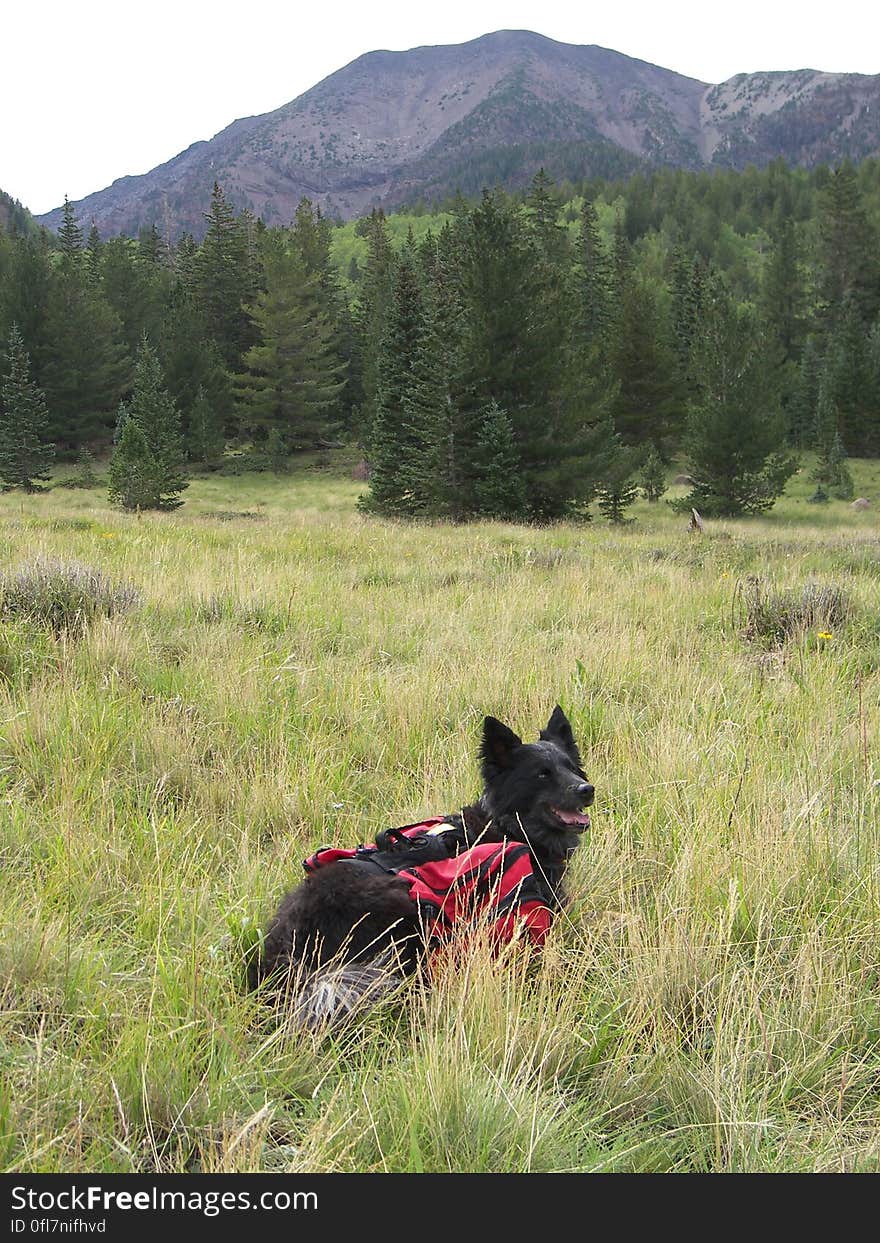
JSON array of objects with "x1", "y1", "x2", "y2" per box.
[{"x1": 4, "y1": 0, "x2": 879, "y2": 216}]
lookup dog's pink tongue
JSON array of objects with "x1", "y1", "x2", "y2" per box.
[{"x1": 553, "y1": 808, "x2": 591, "y2": 826}]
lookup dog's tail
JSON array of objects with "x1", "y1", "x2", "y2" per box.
[
  {"x1": 255, "y1": 949, "x2": 408, "y2": 1033},
  {"x1": 290, "y1": 954, "x2": 406, "y2": 1031}
]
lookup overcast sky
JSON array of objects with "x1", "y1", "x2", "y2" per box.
[{"x1": 5, "y1": 0, "x2": 879, "y2": 216}]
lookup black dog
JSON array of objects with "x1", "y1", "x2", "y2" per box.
[{"x1": 251, "y1": 706, "x2": 593, "y2": 1028}]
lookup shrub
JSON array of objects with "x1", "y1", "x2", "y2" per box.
[
  {"x1": 0, "y1": 558, "x2": 140, "y2": 636},
  {"x1": 742, "y1": 578, "x2": 852, "y2": 645}
]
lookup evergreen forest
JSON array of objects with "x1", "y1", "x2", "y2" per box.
[{"x1": 1, "y1": 158, "x2": 879, "y2": 519}]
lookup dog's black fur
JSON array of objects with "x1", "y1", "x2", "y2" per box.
[{"x1": 252, "y1": 706, "x2": 593, "y2": 1028}]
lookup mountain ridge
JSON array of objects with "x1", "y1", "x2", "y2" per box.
[{"x1": 34, "y1": 29, "x2": 880, "y2": 237}]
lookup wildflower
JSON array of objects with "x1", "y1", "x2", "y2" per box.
[{"x1": 817, "y1": 630, "x2": 833, "y2": 641}]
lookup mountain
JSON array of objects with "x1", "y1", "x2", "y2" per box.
[{"x1": 36, "y1": 30, "x2": 880, "y2": 238}]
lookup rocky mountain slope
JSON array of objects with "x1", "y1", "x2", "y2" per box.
[{"x1": 36, "y1": 29, "x2": 880, "y2": 238}]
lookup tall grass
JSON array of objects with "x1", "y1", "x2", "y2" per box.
[{"x1": 1, "y1": 462, "x2": 878, "y2": 1171}]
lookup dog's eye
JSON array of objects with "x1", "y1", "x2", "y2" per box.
[{"x1": 538, "y1": 768, "x2": 552, "y2": 779}]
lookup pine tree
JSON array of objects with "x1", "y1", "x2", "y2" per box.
[
  {"x1": 611, "y1": 211, "x2": 631, "y2": 290},
  {"x1": 563, "y1": 199, "x2": 621, "y2": 507},
  {"x1": 110, "y1": 337, "x2": 187, "y2": 509},
  {"x1": 522, "y1": 170, "x2": 585, "y2": 515},
  {"x1": 100, "y1": 236, "x2": 169, "y2": 355},
  {"x1": 362, "y1": 248, "x2": 426, "y2": 516},
  {"x1": 129, "y1": 337, "x2": 186, "y2": 483},
  {"x1": 761, "y1": 216, "x2": 807, "y2": 427},
  {"x1": 670, "y1": 247, "x2": 705, "y2": 399},
  {"x1": 867, "y1": 322, "x2": 880, "y2": 453},
  {"x1": 679, "y1": 281, "x2": 797, "y2": 516},
  {"x1": 138, "y1": 224, "x2": 165, "y2": 267},
  {"x1": 460, "y1": 190, "x2": 540, "y2": 429},
  {"x1": 236, "y1": 232, "x2": 346, "y2": 452},
  {"x1": 789, "y1": 335, "x2": 824, "y2": 448},
  {"x1": 524, "y1": 169, "x2": 569, "y2": 268},
  {"x1": 818, "y1": 433, "x2": 854, "y2": 500},
  {"x1": 572, "y1": 196, "x2": 612, "y2": 351},
  {"x1": 817, "y1": 161, "x2": 880, "y2": 327},
  {"x1": 821, "y1": 295, "x2": 876, "y2": 455},
  {"x1": 623, "y1": 173, "x2": 655, "y2": 243},
  {"x1": 352, "y1": 210, "x2": 395, "y2": 445},
  {"x1": 85, "y1": 223, "x2": 102, "y2": 284},
  {"x1": 0, "y1": 233, "x2": 52, "y2": 373},
  {"x1": 610, "y1": 272, "x2": 681, "y2": 452},
  {"x1": 265, "y1": 425, "x2": 289, "y2": 473},
  {"x1": 108, "y1": 414, "x2": 159, "y2": 511},
  {"x1": 49, "y1": 287, "x2": 131, "y2": 448},
  {"x1": 158, "y1": 266, "x2": 233, "y2": 452},
  {"x1": 188, "y1": 385, "x2": 225, "y2": 466},
  {"x1": 174, "y1": 234, "x2": 199, "y2": 287},
  {"x1": 0, "y1": 325, "x2": 54, "y2": 491},
  {"x1": 640, "y1": 445, "x2": 667, "y2": 501},
  {"x1": 41, "y1": 218, "x2": 131, "y2": 449},
  {"x1": 290, "y1": 198, "x2": 354, "y2": 430},
  {"x1": 761, "y1": 216, "x2": 806, "y2": 370},
  {"x1": 404, "y1": 222, "x2": 475, "y2": 518},
  {"x1": 812, "y1": 378, "x2": 854, "y2": 498},
  {"x1": 71, "y1": 445, "x2": 98, "y2": 487},
  {"x1": 195, "y1": 183, "x2": 259, "y2": 370},
  {"x1": 291, "y1": 198, "x2": 334, "y2": 279},
  {"x1": 473, "y1": 402, "x2": 527, "y2": 520},
  {"x1": 596, "y1": 440, "x2": 642, "y2": 523},
  {"x1": 460, "y1": 189, "x2": 577, "y2": 519},
  {"x1": 399, "y1": 321, "x2": 453, "y2": 516},
  {"x1": 57, "y1": 197, "x2": 83, "y2": 263}
]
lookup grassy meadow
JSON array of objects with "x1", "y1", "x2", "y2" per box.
[{"x1": 1, "y1": 458, "x2": 879, "y2": 1173}]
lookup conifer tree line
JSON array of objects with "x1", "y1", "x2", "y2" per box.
[
  {"x1": 0, "y1": 159, "x2": 878, "y2": 516},
  {"x1": 0, "y1": 185, "x2": 355, "y2": 507}
]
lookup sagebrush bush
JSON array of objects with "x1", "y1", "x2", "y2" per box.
[
  {"x1": 0, "y1": 557, "x2": 140, "y2": 636},
  {"x1": 742, "y1": 577, "x2": 852, "y2": 644}
]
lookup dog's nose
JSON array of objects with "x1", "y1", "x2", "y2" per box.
[{"x1": 577, "y1": 782, "x2": 595, "y2": 806}]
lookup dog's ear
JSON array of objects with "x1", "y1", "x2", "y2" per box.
[
  {"x1": 541, "y1": 704, "x2": 583, "y2": 766},
  {"x1": 480, "y1": 716, "x2": 522, "y2": 779}
]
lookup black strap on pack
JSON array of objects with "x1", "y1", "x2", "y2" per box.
[{"x1": 366, "y1": 818, "x2": 468, "y2": 874}]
